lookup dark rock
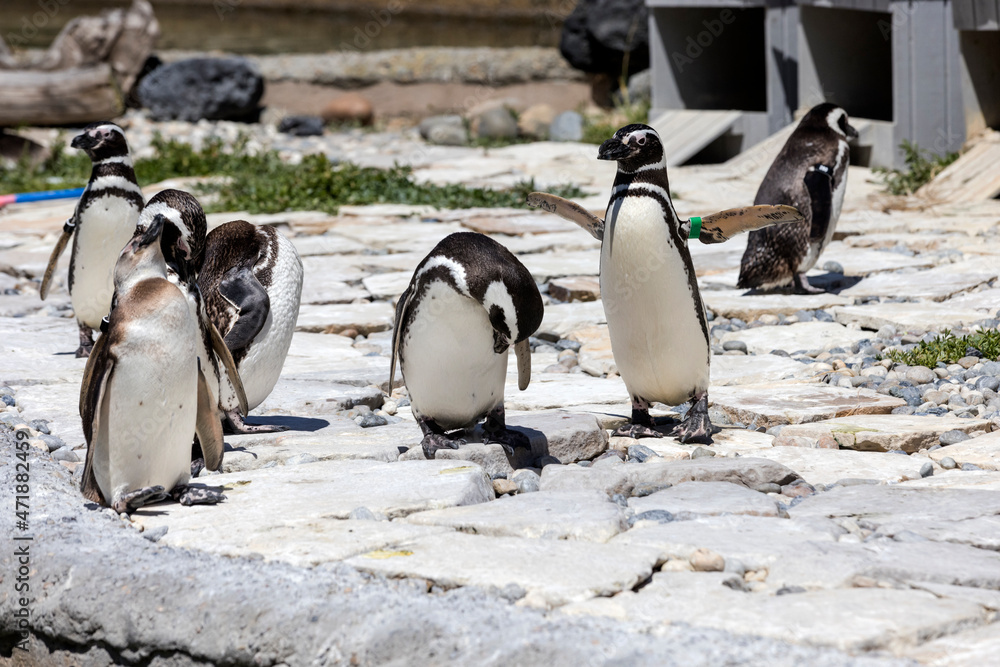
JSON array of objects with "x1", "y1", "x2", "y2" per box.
[
  {"x1": 611, "y1": 493, "x2": 629, "y2": 508},
  {"x1": 939, "y1": 456, "x2": 957, "y2": 469},
  {"x1": 473, "y1": 107, "x2": 517, "y2": 140},
  {"x1": 722, "y1": 340, "x2": 747, "y2": 354},
  {"x1": 511, "y1": 469, "x2": 541, "y2": 493},
  {"x1": 630, "y1": 482, "x2": 671, "y2": 497},
  {"x1": 1, "y1": 395, "x2": 14, "y2": 407},
  {"x1": 629, "y1": 509, "x2": 674, "y2": 526},
  {"x1": 559, "y1": 0, "x2": 649, "y2": 77},
  {"x1": 961, "y1": 462, "x2": 983, "y2": 471},
  {"x1": 40, "y1": 434, "x2": 65, "y2": 453},
  {"x1": 691, "y1": 446, "x2": 716, "y2": 459},
  {"x1": 814, "y1": 311, "x2": 834, "y2": 323},
  {"x1": 139, "y1": 58, "x2": 264, "y2": 122},
  {"x1": 627, "y1": 444, "x2": 661, "y2": 463},
  {"x1": 940, "y1": 430, "x2": 972, "y2": 446},
  {"x1": 278, "y1": 115, "x2": 324, "y2": 136},
  {"x1": 51, "y1": 446, "x2": 79, "y2": 463},
  {"x1": 356, "y1": 413, "x2": 388, "y2": 428},
  {"x1": 976, "y1": 376, "x2": 1000, "y2": 392},
  {"x1": 919, "y1": 462, "x2": 934, "y2": 478}
]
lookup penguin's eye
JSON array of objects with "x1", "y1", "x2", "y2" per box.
[{"x1": 636, "y1": 136, "x2": 646, "y2": 146}]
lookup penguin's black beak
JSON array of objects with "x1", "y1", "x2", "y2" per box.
[
  {"x1": 598, "y1": 137, "x2": 633, "y2": 161},
  {"x1": 845, "y1": 122, "x2": 859, "y2": 140},
  {"x1": 70, "y1": 132, "x2": 96, "y2": 150},
  {"x1": 138, "y1": 215, "x2": 166, "y2": 248}
]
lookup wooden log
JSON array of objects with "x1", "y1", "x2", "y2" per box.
[{"x1": 0, "y1": 65, "x2": 123, "y2": 126}]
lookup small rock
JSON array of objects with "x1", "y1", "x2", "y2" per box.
[
  {"x1": 781, "y1": 480, "x2": 815, "y2": 498},
  {"x1": 549, "y1": 111, "x2": 584, "y2": 141},
  {"x1": 138, "y1": 57, "x2": 264, "y2": 121},
  {"x1": 919, "y1": 462, "x2": 934, "y2": 478},
  {"x1": 28, "y1": 419, "x2": 49, "y2": 434},
  {"x1": 51, "y1": 446, "x2": 79, "y2": 463},
  {"x1": 473, "y1": 107, "x2": 518, "y2": 140},
  {"x1": 629, "y1": 509, "x2": 674, "y2": 526},
  {"x1": 961, "y1": 462, "x2": 982, "y2": 471},
  {"x1": 722, "y1": 340, "x2": 747, "y2": 354},
  {"x1": 627, "y1": 444, "x2": 661, "y2": 463},
  {"x1": 285, "y1": 453, "x2": 319, "y2": 466},
  {"x1": 631, "y1": 482, "x2": 672, "y2": 497},
  {"x1": 822, "y1": 260, "x2": 844, "y2": 274},
  {"x1": 142, "y1": 525, "x2": 169, "y2": 543},
  {"x1": 1, "y1": 395, "x2": 14, "y2": 407},
  {"x1": 905, "y1": 366, "x2": 936, "y2": 385},
  {"x1": 355, "y1": 413, "x2": 388, "y2": 428},
  {"x1": 349, "y1": 506, "x2": 377, "y2": 521},
  {"x1": 493, "y1": 478, "x2": 518, "y2": 495},
  {"x1": 40, "y1": 434, "x2": 65, "y2": 452},
  {"x1": 939, "y1": 429, "x2": 971, "y2": 446},
  {"x1": 957, "y1": 356, "x2": 980, "y2": 369},
  {"x1": 511, "y1": 469, "x2": 541, "y2": 493},
  {"x1": 691, "y1": 446, "x2": 715, "y2": 459},
  {"x1": 277, "y1": 115, "x2": 324, "y2": 136},
  {"x1": 321, "y1": 93, "x2": 374, "y2": 126},
  {"x1": 939, "y1": 457, "x2": 957, "y2": 469},
  {"x1": 690, "y1": 548, "x2": 725, "y2": 572}
]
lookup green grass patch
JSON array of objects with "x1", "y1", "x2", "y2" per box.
[
  {"x1": 881, "y1": 329, "x2": 1000, "y2": 367},
  {"x1": 0, "y1": 135, "x2": 584, "y2": 213},
  {"x1": 873, "y1": 140, "x2": 960, "y2": 196}
]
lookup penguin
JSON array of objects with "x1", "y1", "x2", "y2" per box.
[
  {"x1": 198, "y1": 220, "x2": 303, "y2": 433},
  {"x1": 137, "y1": 189, "x2": 249, "y2": 469},
  {"x1": 41, "y1": 122, "x2": 144, "y2": 358},
  {"x1": 738, "y1": 103, "x2": 858, "y2": 293},
  {"x1": 528, "y1": 124, "x2": 804, "y2": 442},
  {"x1": 79, "y1": 215, "x2": 225, "y2": 514},
  {"x1": 390, "y1": 232, "x2": 544, "y2": 458}
]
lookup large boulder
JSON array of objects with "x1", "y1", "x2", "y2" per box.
[
  {"x1": 138, "y1": 57, "x2": 264, "y2": 122},
  {"x1": 560, "y1": 0, "x2": 649, "y2": 77}
]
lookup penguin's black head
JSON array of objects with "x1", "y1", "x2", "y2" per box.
[
  {"x1": 139, "y1": 189, "x2": 208, "y2": 286},
  {"x1": 598, "y1": 124, "x2": 665, "y2": 173},
  {"x1": 71, "y1": 122, "x2": 131, "y2": 161},
  {"x1": 803, "y1": 103, "x2": 858, "y2": 140}
]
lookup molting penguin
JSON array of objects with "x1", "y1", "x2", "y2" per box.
[
  {"x1": 198, "y1": 220, "x2": 303, "y2": 433},
  {"x1": 528, "y1": 124, "x2": 803, "y2": 442},
  {"x1": 738, "y1": 103, "x2": 857, "y2": 293},
  {"x1": 137, "y1": 189, "x2": 248, "y2": 467},
  {"x1": 80, "y1": 215, "x2": 225, "y2": 514},
  {"x1": 391, "y1": 232, "x2": 544, "y2": 458},
  {"x1": 41, "y1": 122, "x2": 144, "y2": 357}
]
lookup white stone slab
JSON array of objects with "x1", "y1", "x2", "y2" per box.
[
  {"x1": 709, "y1": 383, "x2": 906, "y2": 429},
  {"x1": 776, "y1": 414, "x2": 990, "y2": 453},
  {"x1": 720, "y1": 322, "x2": 869, "y2": 355},
  {"x1": 752, "y1": 447, "x2": 937, "y2": 486},
  {"x1": 833, "y1": 302, "x2": 992, "y2": 332},
  {"x1": 629, "y1": 481, "x2": 781, "y2": 518},
  {"x1": 703, "y1": 292, "x2": 850, "y2": 321}
]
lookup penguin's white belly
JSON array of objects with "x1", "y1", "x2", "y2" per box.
[
  {"x1": 402, "y1": 282, "x2": 507, "y2": 430},
  {"x1": 601, "y1": 198, "x2": 709, "y2": 405},
  {"x1": 94, "y1": 309, "x2": 196, "y2": 503},
  {"x1": 70, "y1": 200, "x2": 140, "y2": 327},
  {"x1": 237, "y1": 238, "x2": 303, "y2": 410}
]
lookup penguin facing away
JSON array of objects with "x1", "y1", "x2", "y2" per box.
[
  {"x1": 529, "y1": 124, "x2": 804, "y2": 442},
  {"x1": 40, "y1": 122, "x2": 144, "y2": 358},
  {"x1": 391, "y1": 232, "x2": 544, "y2": 459},
  {"x1": 738, "y1": 103, "x2": 857, "y2": 293},
  {"x1": 136, "y1": 189, "x2": 249, "y2": 469},
  {"x1": 199, "y1": 220, "x2": 303, "y2": 433},
  {"x1": 80, "y1": 215, "x2": 225, "y2": 514}
]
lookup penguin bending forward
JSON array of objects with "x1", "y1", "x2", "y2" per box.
[
  {"x1": 40, "y1": 122, "x2": 144, "y2": 357},
  {"x1": 738, "y1": 103, "x2": 857, "y2": 293},
  {"x1": 391, "y1": 232, "x2": 544, "y2": 459},
  {"x1": 529, "y1": 124, "x2": 804, "y2": 442},
  {"x1": 80, "y1": 216, "x2": 225, "y2": 514},
  {"x1": 139, "y1": 189, "x2": 249, "y2": 469},
  {"x1": 199, "y1": 220, "x2": 303, "y2": 433}
]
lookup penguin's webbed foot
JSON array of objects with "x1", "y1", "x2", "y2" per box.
[
  {"x1": 224, "y1": 409, "x2": 289, "y2": 435},
  {"x1": 191, "y1": 458, "x2": 205, "y2": 478},
  {"x1": 794, "y1": 273, "x2": 825, "y2": 294},
  {"x1": 113, "y1": 486, "x2": 168, "y2": 514},
  {"x1": 171, "y1": 484, "x2": 226, "y2": 506},
  {"x1": 670, "y1": 393, "x2": 714, "y2": 444},
  {"x1": 483, "y1": 428, "x2": 531, "y2": 457},
  {"x1": 420, "y1": 433, "x2": 464, "y2": 459},
  {"x1": 611, "y1": 423, "x2": 664, "y2": 439}
]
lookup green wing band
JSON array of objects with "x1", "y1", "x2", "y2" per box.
[{"x1": 688, "y1": 217, "x2": 702, "y2": 240}]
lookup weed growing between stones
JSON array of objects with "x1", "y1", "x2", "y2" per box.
[
  {"x1": 881, "y1": 329, "x2": 1000, "y2": 367},
  {"x1": 0, "y1": 134, "x2": 583, "y2": 213},
  {"x1": 873, "y1": 140, "x2": 960, "y2": 196}
]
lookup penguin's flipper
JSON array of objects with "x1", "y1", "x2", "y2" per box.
[
  {"x1": 79, "y1": 331, "x2": 110, "y2": 418},
  {"x1": 195, "y1": 363, "x2": 225, "y2": 473},
  {"x1": 694, "y1": 205, "x2": 805, "y2": 244},
  {"x1": 527, "y1": 192, "x2": 604, "y2": 241},
  {"x1": 40, "y1": 223, "x2": 74, "y2": 300},
  {"x1": 389, "y1": 285, "x2": 414, "y2": 393},
  {"x1": 804, "y1": 164, "x2": 834, "y2": 243},
  {"x1": 218, "y1": 266, "x2": 270, "y2": 352},
  {"x1": 514, "y1": 338, "x2": 531, "y2": 391},
  {"x1": 81, "y1": 355, "x2": 114, "y2": 506},
  {"x1": 208, "y1": 320, "x2": 249, "y2": 417}
]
